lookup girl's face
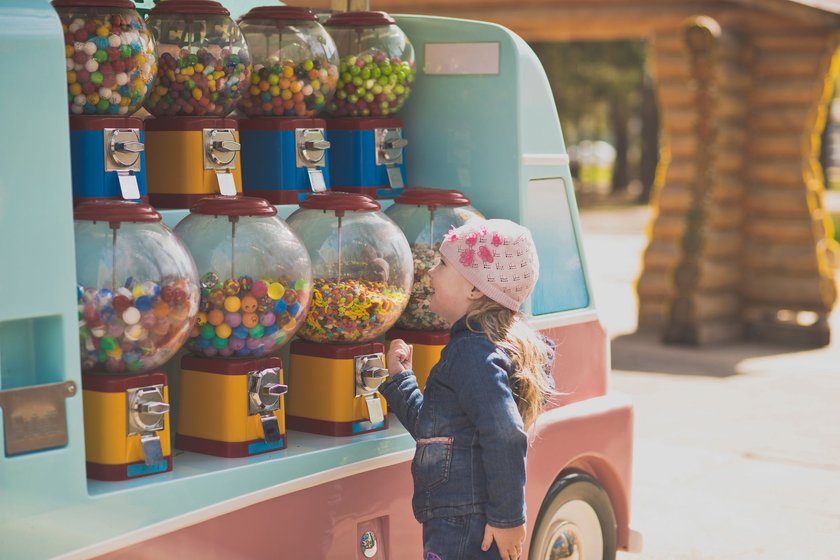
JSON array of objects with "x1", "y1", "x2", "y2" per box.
[{"x1": 428, "y1": 256, "x2": 479, "y2": 324}]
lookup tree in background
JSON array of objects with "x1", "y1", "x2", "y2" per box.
[{"x1": 530, "y1": 40, "x2": 657, "y2": 202}]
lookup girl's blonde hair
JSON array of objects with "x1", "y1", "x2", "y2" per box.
[{"x1": 465, "y1": 296, "x2": 554, "y2": 430}]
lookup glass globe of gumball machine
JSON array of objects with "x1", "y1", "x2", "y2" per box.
[
  {"x1": 237, "y1": 7, "x2": 339, "y2": 204},
  {"x1": 173, "y1": 196, "x2": 312, "y2": 457},
  {"x1": 53, "y1": 0, "x2": 157, "y2": 203},
  {"x1": 384, "y1": 188, "x2": 484, "y2": 390},
  {"x1": 74, "y1": 200, "x2": 199, "y2": 481},
  {"x1": 323, "y1": 11, "x2": 415, "y2": 199},
  {"x1": 143, "y1": 0, "x2": 251, "y2": 208},
  {"x1": 285, "y1": 192, "x2": 413, "y2": 436}
]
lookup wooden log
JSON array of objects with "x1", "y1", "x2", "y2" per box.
[
  {"x1": 651, "y1": 52, "x2": 691, "y2": 81},
  {"x1": 743, "y1": 274, "x2": 829, "y2": 307},
  {"x1": 669, "y1": 292, "x2": 741, "y2": 322},
  {"x1": 716, "y1": 150, "x2": 745, "y2": 174},
  {"x1": 704, "y1": 230, "x2": 743, "y2": 259},
  {"x1": 747, "y1": 133, "x2": 804, "y2": 159},
  {"x1": 637, "y1": 270, "x2": 676, "y2": 299},
  {"x1": 661, "y1": 107, "x2": 698, "y2": 133},
  {"x1": 651, "y1": 214, "x2": 687, "y2": 240},
  {"x1": 658, "y1": 81, "x2": 696, "y2": 108},
  {"x1": 643, "y1": 239, "x2": 683, "y2": 269},
  {"x1": 744, "y1": 219, "x2": 816, "y2": 243},
  {"x1": 748, "y1": 107, "x2": 811, "y2": 133},
  {"x1": 667, "y1": 135, "x2": 697, "y2": 159},
  {"x1": 706, "y1": 204, "x2": 743, "y2": 230},
  {"x1": 697, "y1": 258, "x2": 742, "y2": 290},
  {"x1": 752, "y1": 51, "x2": 825, "y2": 79},
  {"x1": 750, "y1": 78, "x2": 823, "y2": 107},
  {"x1": 664, "y1": 160, "x2": 696, "y2": 183},
  {"x1": 742, "y1": 241, "x2": 821, "y2": 273},
  {"x1": 662, "y1": 318, "x2": 744, "y2": 345},
  {"x1": 655, "y1": 184, "x2": 694, "y2": 212},
  {"x1": 637, "y1": 300, "x2": 669, "y2": 330},
  {"x1": 743, "y1": 188, "x2": 811, "y2": 218},
  {"x1": 750, "y1": 32, "x2": 833, "y2": 53},
  {"x1": 746, "y1": 160, "x2": 803, "y2": 188}
]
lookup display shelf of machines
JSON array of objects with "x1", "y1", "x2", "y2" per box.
[
  {"x1": 54, "y1": 0, "x2": 157, "y2": 203},
  {"x1": 142, "y1": 0, "x2": 251, "y2": 208},
  {"x1": 384, "y1": 188, "x2": 483, "y2": 390},
  {"x1": 73, "y1": 199, "x2": 199, "y2": 480},
  {"x1": 172, "y1": 195, "x2": 312, "y2": 457},
  {"x1": 322, "y1": 11, "x2": 414, "y2": 198},
  {"x1": 237, "y1": 6, "x2": 338, "y2": 204},
  {"x1": 284, "y1": 191, "x2": 413, "y2": 436}
]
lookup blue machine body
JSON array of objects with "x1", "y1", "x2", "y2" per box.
[
  {"x1": 239, "y1": 118, "x2": 331, "y2": 203},
  {"x1": 327, "y1": 119, "x2": 407, "y2": 199},
  {"x1": 69, "y1": 126, "x2": 147, "y2": 201}
]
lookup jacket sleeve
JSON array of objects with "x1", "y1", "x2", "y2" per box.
[
  {"x1": 446, "y1": 339, "x2": 528, "y2": 528},
  {"x1": 379, "y1": 369, "x2": 423, "y2": 440}
]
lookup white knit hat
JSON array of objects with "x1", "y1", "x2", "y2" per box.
[{"x1": 438, "y1": 219, "x2": 539, "y2": 311}]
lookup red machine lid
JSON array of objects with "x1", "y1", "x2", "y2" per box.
[
  {"x1": 325, "y1": 117, "x2": 403, "y2": 131},
  {"x1": 325, "y1": 11, "x2": 395, "y2": 27},
  {"x1": 298, "y1": 191, "x2": 380, "y2": 212},
  {"x1": 189, "y1": 195, "x2": 277, "y2": 217},
  {"x1": 69, "y1": 116, "x2": 143, "y2": 131},
  {"x1": 52, "y1": 0, "x2": 135, "y2": 8},
  {"x1": 143, "y1": 117, "x2": 238, "y2": 132},
  {"x1": 74, "y1": 200, "x2": 162, "y2": 223},
  {"x1": 149, "y1": 0, "x2": 230, "y2": 16},
  {"x1": 240, "y1": 6, "x2": 318, "y2": 22},
  {"x1": 394, "y1": 187, "x2": 471, "y2": 208}
]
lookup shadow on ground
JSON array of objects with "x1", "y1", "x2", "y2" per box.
[{"x1": 610, "y1": 330, "x2": 828, "y2": 377}]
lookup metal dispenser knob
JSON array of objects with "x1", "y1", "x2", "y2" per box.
[
  {"x1": 248, "y1": 368, "x2": 286, "y2": 444},
  {"x1": 375, "y1": 127, "x2": 407, "y2": 189},
  {"x1": 126, "y1": 385, "x2": 168, "y2": 467},
  {"x1": 356, "y1": 355, "x2": 389, "y2": 394},
  {"x1": 296, "y1": 128, "x2": 330, "y2": 166},
  {"x1": 204, "y1": 128, "x2": 240, "y2": 168},
  {"x1": 106, "y1": 128, "x2": 144, "y2": 171}
]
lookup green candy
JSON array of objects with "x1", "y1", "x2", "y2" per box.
[{"x1": 90, "y1": 71, "x2": 104, "y2": 85}]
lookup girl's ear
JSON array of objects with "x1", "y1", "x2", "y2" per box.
[{"x1": 468, "y1": 286, "x2": 483, "y2": 301}]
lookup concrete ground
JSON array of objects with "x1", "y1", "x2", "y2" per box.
[{"x1": 578, "y1": 205, "x2": 840, "y2": 560}]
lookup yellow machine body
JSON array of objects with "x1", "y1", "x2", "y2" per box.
[
  {"x1": 176, "y1": 355, "x2": 286, "y2": 457},
  {"x1": 81, "y1": 372, "x2": 172, "y2": 481},
  {"x1": 286, "y1": 341, "x2": 388, "y2": 436}
]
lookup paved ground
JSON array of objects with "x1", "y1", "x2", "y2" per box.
[{"x1": 578, "y1": 205, "x2": 840, "y2": 560}]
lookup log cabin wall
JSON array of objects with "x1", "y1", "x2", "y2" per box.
[{"x1": 307, "y1": 0, "x2": 840, "y2": 345}]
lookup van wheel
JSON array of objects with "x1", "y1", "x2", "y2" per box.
[{"x1": 529, "y1": 472, "x2": 617, "y2": 560}]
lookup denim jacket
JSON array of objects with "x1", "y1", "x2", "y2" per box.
[{"x1": 380, "y1": 317, "x2": 528, "y2": 528}]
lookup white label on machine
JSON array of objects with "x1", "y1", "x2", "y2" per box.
[
  {"x1": 424, "y1": 43, "x2": 500, "y2": 75},
  {"x1": 366, "y1": 396, "x2": 384, "y2": 425},
  {"x1": 117, "y1": 173, "x2": 140, "y2": 200},
  {"x1": 307, "y1": 168, "x2": 327, "y2": 192},
  {"x1": 216, "y1": 171, "x2": 237, "y2": 196}
]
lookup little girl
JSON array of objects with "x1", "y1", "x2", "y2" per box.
[{"x1": 382, "y1": 219, "x2": 554, "y2": 560}]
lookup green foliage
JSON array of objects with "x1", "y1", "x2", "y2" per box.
[{"x1": 529, "y1": 40, "x2": 646, "y2": 143}]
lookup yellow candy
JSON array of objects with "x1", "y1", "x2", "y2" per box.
[
  {"x1": 132, "y1": 285, "x2": 145, "y2": 298},
  {"x1": 290, "y1": 81, "x2": 302, "y2": 94},
  {"x1": 87, "y1": 93, "x2": 100, "y2": 105},
  {"x1": 215, "y1": 324, "x2": 232, "y2": 339},
  {"x1": 223, "y1": 295, "x2": 241, "y2": 313},
  {"x1": 96, "y1": 25, "x2": 109, "y2": 37},
  {"x1": 270, "y1": 85, "x2": 280, "y2": 96},
  {"x1": 136, "y1": 54, "x2": 145, "y2": 67},
  {"x1": 195, "y1": 63, "x2": 204, "y2": 72},
  {"x1": 192, "y1": 88, "x2": 202, "y2": 101},
  {"x1": 267, "y1": 283, "x2": 285, "y2": 300},
  {"x1": 65, "y1": 45, "x2": 74, "y2": 58},
  {"x1": 69, "y1": 83, "x2": 81, "y2": 96},
  {"x1": 282, "y1": 65, "x2": 294, "y2": 78},
  {"x1": 67, "y1": 70, "x2": 76, "y2": 84}
]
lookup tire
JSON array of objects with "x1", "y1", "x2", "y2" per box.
[{"x1": 529, "y1": 472, "x2": 617, "y2": 560}]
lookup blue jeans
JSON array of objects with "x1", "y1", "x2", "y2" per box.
[{"x1": 423, "y1": 515, "x2": 501, "y2": 560}]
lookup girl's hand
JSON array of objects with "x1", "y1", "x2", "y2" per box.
[
  {"x1": 385, "y1": 339, "x2": 413, "y2": 375},
  {"x1": 482, "y1": 523, "x2": 525, "y2": 560}
]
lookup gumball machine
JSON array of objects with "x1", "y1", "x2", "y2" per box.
[
  {"x1": 143, "y1": 0, "x2": 250, "y2": 208},
  {"x1": 173, "y1": 196, "x2": 312, "y2": 457},
  {"x1": 384, "y1": 188, "x2": 484, "y2": 390},
  {"x1": 53, "y1": 0, "x2": 156, "y2": 203},
  {"x1": 237, "y1": 7, "x2": 339, "y2": 204},
  {"x1": 74, "y1": 200, "x2": 199, "y2": 480},
  {"x1": 323, "y1": 11, "x2": 415, "y2": 199},
  {"x1": 285, "y1": 191, "x2": 413, "y2": 436}
]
